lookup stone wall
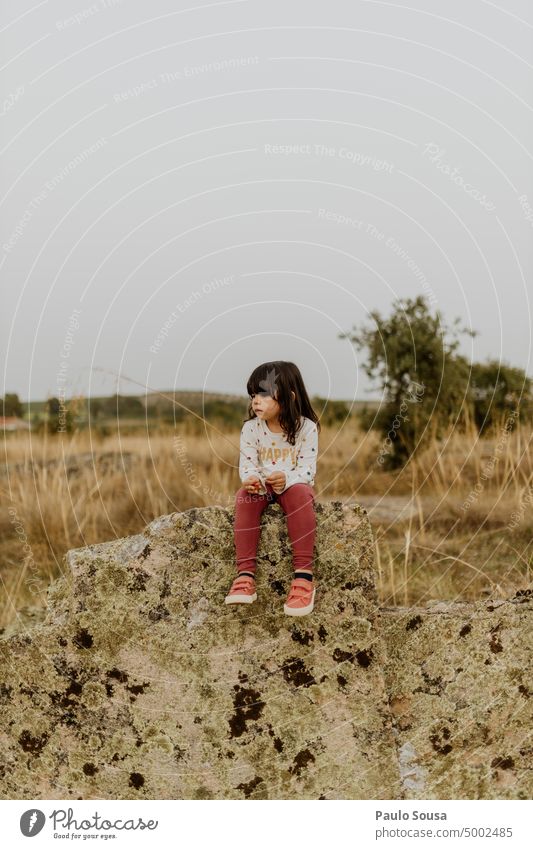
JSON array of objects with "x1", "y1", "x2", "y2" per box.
[{"x1": 0, "y1": 502, "x2": 531, "y2": 800}]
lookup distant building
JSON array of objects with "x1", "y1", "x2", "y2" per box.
[{"x1": 0, "y1": 416, "x2": 31, "y2": 431}]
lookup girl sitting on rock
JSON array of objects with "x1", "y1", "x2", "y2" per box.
[{"x1": 225, "y1": 361, "x2": 320, "y2": 616}]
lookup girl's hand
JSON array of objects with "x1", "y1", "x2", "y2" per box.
[
  {"x1": 265, "y1": 471, "x2": 286, "y2": 494},
  {"x1": 243, "y1": 476, "x2": 264, "y2": 493}
]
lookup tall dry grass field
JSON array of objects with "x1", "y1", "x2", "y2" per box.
[{"x1": 1, "y1": 417, "x2": 532, "y2": 631}]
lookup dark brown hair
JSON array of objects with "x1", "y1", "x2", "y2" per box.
[{"x1": 244, "y1": 361, "x2": 321, "y2": 445}]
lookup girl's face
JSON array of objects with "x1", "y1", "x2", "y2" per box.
[
  {"x1": 251, "y1": 389, "x2": 295, "y2": 420},
  {"x1": 250, "y1": 392, "x2": 280, "y2": 421}
]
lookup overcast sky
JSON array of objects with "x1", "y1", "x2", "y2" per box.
[{"x1": 1, "y1": 0, "x2": 532, "y2": 403}]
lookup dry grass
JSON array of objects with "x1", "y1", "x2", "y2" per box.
[{"x1": 1, "y1": 417, "x2": 532, "y2": 630}]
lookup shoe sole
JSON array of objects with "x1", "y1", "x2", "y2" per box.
[
  {"x1": 224, "y1": 592, "x2": 257, "y2": 604},
  {"x1": 284, "y1": 587, "x2": 316, "y2": 616}
]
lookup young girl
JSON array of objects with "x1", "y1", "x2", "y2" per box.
[{"x1": 225, "y1": 361, "x2": 321, "y2": 616}]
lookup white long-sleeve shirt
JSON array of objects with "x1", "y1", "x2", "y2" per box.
[{"x1": 238, "y1": 415, "x2": 318, "y2": 493}]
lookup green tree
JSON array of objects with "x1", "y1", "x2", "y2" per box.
[
  {"x1": 2, "y1": 393, "x2": 23, "y2": 417},
  {"x1": 469, "y1": 360, "x2": 532, "y2": 433},
  {"x1": 339, "y1": 295, "x2": 476, "y2": 468}
]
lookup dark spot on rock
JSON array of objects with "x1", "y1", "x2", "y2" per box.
[
  {"x1": 50, "y1": 679, "x2": 83, "y2": 709},
  {"x1": 515, "y1": 588, "x2": 532, "y2": 598},
  {"x1": 18, "y1": 729, "x2": 49, "y2": 756},
  {"x1": 271, "y1": 580, "x2": 285, "y2": 596},
  {"x1": 406, "y1": 615, "x2": 423, "y2": 631},
  {"x1": 291, "y1": 628, "x2": 314, "y2": 645},
  {"x1": 281, "y1": 657, "x2": 316, "y2": 688},
  {"x1": 414, "y1": 669, "x2": 443, "y2": 695},
  {"x1": 236, "y1": 775, "x2": 264, "y2": 798},
  {"x1": 129, "y1": 570, "x2": 148, "y2": 592},
  {"x1": 459, "y1": 624, "x2": 472, "y2": 637},
  {"x1": 273, "y1": 737, "x2": 283, "y2": 753},
  {"x1": 106, "y1": 668, "x2": 129, "y2": 683},
  {"x1": 484, "y1": 659, "x2": 491, "y2": 665},
  {"x1": 315, "y1": 502, "x2": 324, "y2": 514},
  {"x1": 126, "y1": 682, "x2": 150, "y2": 696},
  {"x1": 332, "y1": 647, "x2": 354, "y2": 664},
  {"x1": 139, "y1": 543, "x2": 151, "y2": 560},
  {"x1": 341, "y1": 581, "x2": 356, "y2": 590},
  {"x1": 66, "y1": 680, "x2": 83, "y2": 698},
  {"x1": 337, "y1": 674, "x2": 347, "y2": 689},
  {"x1": 318, "y1": 794, "x2": 326, "y2": 799},
  {"x1": 356, "y1": 649, "x2": 373, "y2": 668},
  {"x1": 105, "y1": 683, "x2": 114, "y2": 697},
  {"x1": 238, "y1": 671, "x2": 248, "y2": 683},
  {"x1": 83, "y1": 762, "x2": 97, "y2": 776},
  {"x1": 129, "y1": 772, "x2": 144, "y2": 789},
  {"x1": 229, "y1": 686, "x2": 265, "y2": 738},
  {"x1": 174, "y1": 745, "x2": 186, "y2": 762},
  {"x1": 490, "y1": 633, "x2": 503, "y2": 653},
  {"x1": 429, "y1": 727, "x2": 453, "y2": 755},
  {"x1": 0, "y1": 683, "x2": 13, "y2": 702},
  {"x1": 518, "y1": 684, "x2": 530, "y2": 698},
  {"x1": 319, "y1": 675, "x2": 328, "y2": 682},
  {"x1": 194, "y1": 716, "x2": 202, "y2": 724},
  {"x1": 58, "y1": 637, "x2": 68, "y2": 646},
  {"x1": 486, "y1": 604, "x2": 495, "y2": 612},
  {"x1": 337, "y1": 601, "x2": 345, "y2": 612},
  {"x1": 491, "y1": 756, "x2": 515, "y2": 770},
  {"x1": 317, "y1": 625, "x2": 328, "y2": 644},
  {"x1": 72, "y1": 629, "x2": 93, "y2": 649},
  {"x1": 289, "y1": 748, "x2": 315, "y2": 776},
  {"x1": 226, "y1": 750, "x2": 235, "y2": 759},
  {"x1": 148, "y1": 604, "x2": 170, "y2": 622}
]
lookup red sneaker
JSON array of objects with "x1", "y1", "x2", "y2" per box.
[
  {"x1": 283, "y1": 577, "x2": 316, "y2": 616},
  {"x1": 224, "y1": 575, "x2": 257, "y2": 605}
]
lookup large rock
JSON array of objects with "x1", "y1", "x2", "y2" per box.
[
  {"x1": 1, "y1": 501, "x2": 531, "y2": 800},
  {"x1": 0, "y1": 501, "x2": 399, "y2": 799}
]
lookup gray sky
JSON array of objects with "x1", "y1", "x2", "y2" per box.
[{"x1": 2, "y1": 0, "x2": 532, "y2": 402}]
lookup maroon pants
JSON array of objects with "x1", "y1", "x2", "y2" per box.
[{"x1": 234, "y1": 482, "x2": 316, "y2": 575}]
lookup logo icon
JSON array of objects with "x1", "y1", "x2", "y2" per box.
[{"x1": 20, "y1": 809, "x2": 46, "y2": 837}]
